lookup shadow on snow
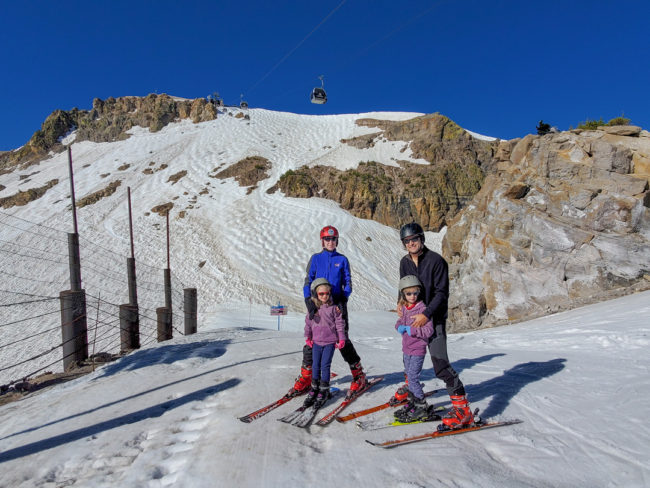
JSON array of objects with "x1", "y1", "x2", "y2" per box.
[
  {"x1": 0, "y1": 378, "x2": 240, "y2": 464},
  {"x1": 466, "y1": 358, "x2": 567, "y2": 418}
]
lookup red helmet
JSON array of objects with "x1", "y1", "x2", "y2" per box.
[{"x1": 320, "y1": 225, "x2": 339, "y2": 239}]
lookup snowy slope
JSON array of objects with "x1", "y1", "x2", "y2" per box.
[
  {"x1": 0, "y1": 108, "x2": 444, "y2": 383},
  {"x1": 0, "y1": 291, "x2": 648, "y2": 487}
]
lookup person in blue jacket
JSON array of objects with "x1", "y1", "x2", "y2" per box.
[{"x1": 291, "y1": 225, "x2": 367, "y2": 394}]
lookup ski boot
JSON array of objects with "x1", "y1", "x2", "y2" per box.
[
  {"x1": 441, "y1": 394, "x2": 475, "y2": 429},
  {"x1": 394, "y1": 391, "x2": 415, "y2": 418},
  {"x1": 291, "y1": 365, "x2": 312, "y2": 395},
  {"x1": 349, "y1": 361, "x2": 367, "y2": 393},
  {"x1": 390, "y1": 374, "x2": 409, "y2": 405},
  {"x1": 395, "y1": 395, "x2": 429, "y2": 422},
  {"x1": 314, "y1": 382, "x2": 331, "y2": 408},
  {"x1": 302, "y1": 381, "x2": 319, "y2": 408}
]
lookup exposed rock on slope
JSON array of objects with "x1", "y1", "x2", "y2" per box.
[
  {"x1": 270, "y1": 114, "x2": 499, "y2": 231},
  {"x1": 0, "y1": 180, "x2": 59, "y2": 208},
  {"x1": 213, "y1": 156, "x2": 272, "y2": 195},
  {"x1": 0, "y1": 94, "x2": 218, "y2": 170},
  {"x1": 77, "y1": 180, "x2": 122, "y2": 208},
  {"x1": 444, "y1": 127, "x2": 650, "y2": 331}
]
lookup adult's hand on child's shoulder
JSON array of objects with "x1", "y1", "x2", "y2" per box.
[{"x1": 411, "y1": 314, "x2": 428, "y2": 327}]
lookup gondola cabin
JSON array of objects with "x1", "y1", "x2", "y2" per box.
[{"x1": 310, "y1": 87, "x2": 327, "y2": 104}]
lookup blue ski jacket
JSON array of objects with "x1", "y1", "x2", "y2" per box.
[{"x1": 303, "y1": 249, "x2": 352, "y2": 301}]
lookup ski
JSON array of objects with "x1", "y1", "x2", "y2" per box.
[
  {"x1": 336, "y1": 389, "x2": 440, "y2": 423},
  {"x1": 366, "y1": 419, "x2": 523, "y2": 448},
  {"x1": 315, "y1": 376, "x2": 384, "y2": 426},
  {"x1": 278, "y1": 389, "x2": 342, "y2": 428},
  {"x1": 239, "y1": 372, "x2": 337, "y2": 423},
  {"x1": 239, "y1": 390, "x2": 304, "y2": 423},
  {"x1": 356, "y1": 404, "x2": 446, "y2": 431}
]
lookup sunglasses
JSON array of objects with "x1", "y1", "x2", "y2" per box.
[
  {"x1": 404, "y1": 291, "x2": 419, "y2": 297},
  {"x1": 323, "y1": 237, "x2": 337, "y2": 242},
  {"x1": 317, "y1": 291, "x2": 331, "y2": 296},
  {"x1": 402, "y1": 236, "x2": 420, "y2": 245}
]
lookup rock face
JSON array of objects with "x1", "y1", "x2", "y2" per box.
[
  {"x1": 0, "y1": 94, "x2": 218, "y2": 170},
  {"x1": 443, "y1": 129, "x2": 650, "y2": 331},
  {"x1": 270, "y1": 113, "x2": 499, "y2": 231}
]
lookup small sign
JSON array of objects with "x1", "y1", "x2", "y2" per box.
[{"x1": 270, "y1": 305, "x2": 287, "y2": 316}]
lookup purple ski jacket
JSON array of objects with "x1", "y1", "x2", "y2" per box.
[
  {"x1": 305, "y1": 303, "x2": 346, "y2": 346},
  {"x1": 395, "y1": 301, "x2": 434, "y2": 356}
]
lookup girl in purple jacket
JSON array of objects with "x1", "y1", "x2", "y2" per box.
[
  {"x1": 394, "y1": 275, "x2": 434, "y2": 421},
  {"x1": 303, "y1": 278, "x2": 347, "y2": 408}
]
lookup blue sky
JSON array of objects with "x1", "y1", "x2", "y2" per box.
[{"x1": 1, "y1": 0, "x2": 649, "y2": 150}]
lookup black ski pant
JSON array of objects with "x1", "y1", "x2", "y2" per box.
[
  {"x1": 302, "y1": 300, "x2": 361, "y2": 368},
  {"x1": 429, "y1": 322, "x2": 465, "y2": 397}
]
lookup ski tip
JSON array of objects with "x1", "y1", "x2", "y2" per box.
[{"x1": 239, "y1": 417, "x2": 252, "y2": 423}]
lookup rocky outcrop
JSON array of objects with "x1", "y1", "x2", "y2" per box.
[
  {"x1": 270, "y1": 113, "x2": 499, "y2": 231},
  {"x1": 0, "y1": 180, "x2": 59, "y2": 208},
  {"x1": 0, "y1": 94, "x2": 218, "y2": 170},
  {"x1": 213, "y1": 156, "x2": 272, "y2": 194},
  {"x1": 76, "y1": 180, "x2": 122, "y2": 208},
  {"x1": 443, "y1": 129, "x2": 650, "y2": 331}
]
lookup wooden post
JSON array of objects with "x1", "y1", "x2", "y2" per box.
[
  {"x1": 184, "y1": 288, "x2": 197, "y2": 335},
  {"x1": 60, "y1": 290, "x2": 88, "y2": 370},
  {"x1": 157, "y1": 307, "x2": 172, "y2": 342},
  {"x1": 119, "y1": 304, "x2": 140, "y2": 351}
]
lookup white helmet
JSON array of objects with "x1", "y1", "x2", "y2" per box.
[
  {"x1": 310, "y1": 278, "x2": 331, "y2": 297},
  {"x1": 399, "y1": 275, "x2": 422, "y2": 294}
]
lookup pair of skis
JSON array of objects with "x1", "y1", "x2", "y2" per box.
[
  {"x1": 239, "y1": 376, "x2": 383, "y2": 427},
  {"x1": 238, "y1": 372, "x2": 338, "y2": 424},
  {"x1": 279, "y1": 377, "x2": 384, "y2": 428},
  {"x1": 277, "y1": 388, "x2": 342, "y2": 428}
]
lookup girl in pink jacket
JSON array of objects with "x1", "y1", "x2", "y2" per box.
[
  {"x1": 303, "y1": 278, "x2": 347, "y2": 408},
  {"x1": 394, "y1": 275, "x2": 434, "y2": 422}
]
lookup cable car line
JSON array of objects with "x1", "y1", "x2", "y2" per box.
[{"x1": 244, "y1": 0, "x2": 348, "y2": 99}]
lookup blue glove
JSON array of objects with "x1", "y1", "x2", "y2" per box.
[
  {"x1": 397, "y1": 325, "x2": 407, "y2": 334},
  {"x1": 404, "y1": 326, "x2": 412, "y2": 336}
]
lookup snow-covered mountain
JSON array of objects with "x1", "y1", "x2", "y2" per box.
[
  {"x1": 1, "y1": 108, "x2": 649, "y2": 487},
  {"x1": 1, "y1": 107, "x2": 446, "y2": 383}
]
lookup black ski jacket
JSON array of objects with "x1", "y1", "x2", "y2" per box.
[{"x1": 399, "y1": 246, "x2": 449, "y2": 323}]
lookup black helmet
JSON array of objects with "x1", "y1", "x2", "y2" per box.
[{"x1": 399, "y1": 222, "x2": 425, "y2": 243}]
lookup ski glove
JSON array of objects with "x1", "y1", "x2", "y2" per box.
[
  {"x1": 305, "y1": 296, "x2": 318, "y2": 320},
  {"x1": 335, "y1": 340, "x2": 346, "y2": 349},
  {"x1": 305, "y1": 338, "x2": 314, "y2": 348},
  {"x1": 397, "y1": 325, "x2": 411, "y2": 336}
]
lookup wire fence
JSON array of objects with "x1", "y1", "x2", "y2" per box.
[{"x1": 0, "y1": 209, "x2": 190, "y2": 389}]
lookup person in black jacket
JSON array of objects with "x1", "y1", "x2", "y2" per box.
[{"x1": 397, "y1": 222, "x2": 475, "y2": 429}]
